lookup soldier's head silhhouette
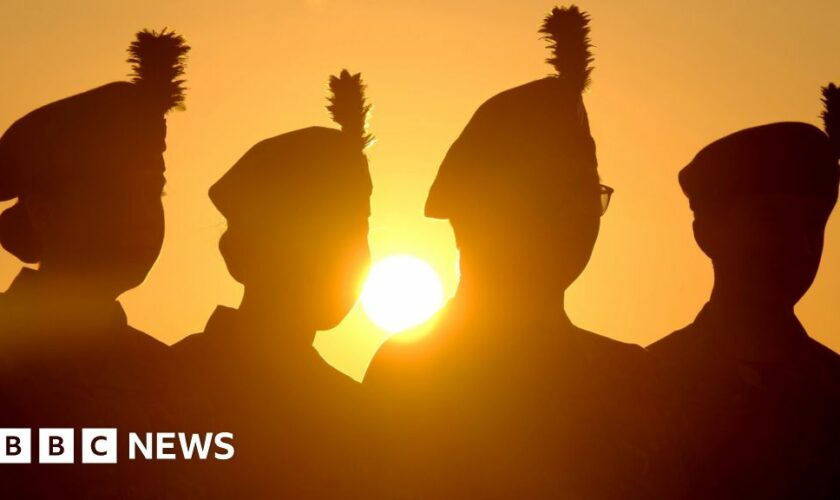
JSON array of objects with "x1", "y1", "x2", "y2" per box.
[
  {"x1": 425, "y1": 5, "x2": 606, "y2": 296},
  {"x1": 210, "y1": 70, "x2": 373, "y2": 331},
  {"x1": 0, "y1": 29, "x2": 189, "y2": 299},
  {"x1": 681, "y1": 84, "x2": 840, "y2": 308}
]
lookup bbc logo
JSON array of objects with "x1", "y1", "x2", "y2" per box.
[
  {"x1": 0, "y1": 428, "x2": 117, "y2": 464},
  {"x1": 0, "y1": 429, "x2": 234, "y2": 463}
]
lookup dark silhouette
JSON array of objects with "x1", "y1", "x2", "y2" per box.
[
  {"x1": 0, "y1": 29, "x2": 189, "y2": 498},
  {"x1": 648, "y1": 84, "x2": 840, "y2": 499},
  {"x1": 174, "y1": 70, "x2": 374, "y2": 498},
  {"x1": 363, "y1": 6, "x2": 686, "y2": 499}
]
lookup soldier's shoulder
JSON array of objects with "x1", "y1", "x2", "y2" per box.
[
  {"x1": 801, "y1": 336, "x2": 840, "y2": 378},
  {"x1": 0, "y1": 290, "x2": 22, "y2": 332},
  {"x1": 569, "y1": 327, "x2": 652, "y2": 370},
  {"x1": 552, "y1": 328, "x2": 670, "y2": 402},
  {"x1": 364, "y1": 324, "x2": 460, "y2": 390},
  {"x1": 646, "y1": 322, "x2": 698, "y2": 360},
  {"x1": 576, "y1": 327, "x2": 646, "y2": 352},
  {"x1": 364, "y1": 337, "x2": 426, "y2": 385},
  {"x1": 124, "y1": 326, "x2": 170, "y2": 356},
  {"x1": 0, "y1": 292, "x2": 11, "y2": 338},
  {"x1": 803, "y1": 336, "x2": 840, "y2": 360},
  {"x1": 169, "y1": 332, "x2": 222, "y2": 376},
  {"x1": 119, "y1": 328, "x2": 173, "y2": 382},
  {"x1": 171, "y1": 331, "x2": 205, "y2": 354}
]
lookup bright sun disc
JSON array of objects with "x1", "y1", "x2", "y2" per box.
[{"x1": 361, "y1": 255, "x2": 445, "y2": 334}]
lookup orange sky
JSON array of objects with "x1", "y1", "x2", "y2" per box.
[{"x1": 1, "y1": 0, "x2": 838, "y2": 380}]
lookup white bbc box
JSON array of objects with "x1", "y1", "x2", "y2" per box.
[
  {"x1": 39, "y1": 428, "x2": 74, "y2": 464},
  {"x1": 82, "y1": 428, "x2": 117, "y2": 464},
  {"x1": 0, "y1": 428, "x2": 31, "y2": 464}
]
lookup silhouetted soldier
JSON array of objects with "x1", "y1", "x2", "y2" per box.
[
  {"x1": 174, "y1": 70, "x2": 374, "y2": 498},
  {"x1": 364, "y1": 6, "x2": 685, "y2": 499},
  {"x1": 648, "y1": 84, "x2": 840, "y2": 499},
  {"x1": 0, "y1": 30, "x2": 189, "y2": 498}
]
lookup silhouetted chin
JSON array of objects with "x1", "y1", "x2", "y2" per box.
[
  {"x1": 218, "y1": 229, "x2": 246, "y2": 285},
  {"x1": 305, "y1": 285, "x2": 361, "y2": 331},
  {"x1": 312, "y1": 306, "x2": 351, "y2": 332},
  {"x1": 453, "y1": 208, "x2": 600, "y2": 294},
  {"x1": 277, "y1": 273, "x2": 365, "y2": 332},
  {"x1": 313, "y1": 242, "x2": 371, "y2": 330}
]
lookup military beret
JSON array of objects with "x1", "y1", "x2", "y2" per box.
[
  {"x1": 425, "y1": 6, "x2": 598, "y2": 220},
  {"x1": 209, "y1": 71, "x2": 373, "y2": 220},
  {"x1": 0, "y1": 29, "x2": 189, "y2": 202},
  {"x1": 680, "y1": 122, "x2": 839, "y2": 214}
]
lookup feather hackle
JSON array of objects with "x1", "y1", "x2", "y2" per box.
[
  {"x1": 539, "y1": 5, "x2": 593, "y2": 93},
  {"x1": 327, "y1": 69, "x2": 373, "y2": 150},
  {"x1": 128, "y1": 28, "x2": 190, "y2": 112},
  {"x1": 821, "y1": 82, "x2": 840, "y2": 159}
]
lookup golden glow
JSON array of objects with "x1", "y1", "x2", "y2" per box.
[
  {"x1": 1, "y1": 1, "x2": 839, "y2": 381},
  {"x1": 360, "y1": 255, "x2": 444, "y2": 334}
]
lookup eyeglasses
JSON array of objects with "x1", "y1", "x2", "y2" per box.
[{"x1": 600, "y1": 184, "x2": 614, "y2": 215}]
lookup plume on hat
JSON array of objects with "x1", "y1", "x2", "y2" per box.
[
  {"x1": 822, "y1": 82, "x2": 840, "y2": 160},
  {"x1": 327, "y1": 70, "x2": 374, "y2": 150},
  {"x1": 539, "y1": 5, "x2": 593, "y2": 93},
  {"x1": 128, "y1": 28, "x2": 190, "y2": 112}
]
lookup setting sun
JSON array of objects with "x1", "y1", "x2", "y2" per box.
[{"x1": 360, "y1": 255, "x2": 445, "y2": 334}]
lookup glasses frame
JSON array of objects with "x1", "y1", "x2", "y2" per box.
[{"x1": 599, "y1": 184, "x2": 614, "y2": 215}]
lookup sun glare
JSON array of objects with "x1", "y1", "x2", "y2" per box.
[{"x1": 361, "y1": 255, "x2": 445, "y2": 334}]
